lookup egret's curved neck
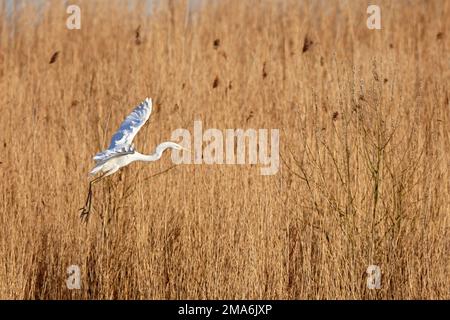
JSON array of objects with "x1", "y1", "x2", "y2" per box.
[{"x1": 134, "y1": 142, "x2": 180, "y2": 162}]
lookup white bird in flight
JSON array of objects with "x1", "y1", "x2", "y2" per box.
[{"x1": 80, "y1": 97, "x2": 186, "y2": 221}]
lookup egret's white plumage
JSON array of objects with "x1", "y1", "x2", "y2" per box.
[
  {"x1": 93, "y1": 97, "x2": 152, "y2": 163},
  {"x1": 88, "y1": 97, "x2": 184, "y2": 178},
  {"x1": 80, "y1": 97, "x2": 186, "y2": 221}
]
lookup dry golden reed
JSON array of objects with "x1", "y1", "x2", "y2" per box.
[{"x1": 0, "y1": 0, "x2": 449, "y2": 299}]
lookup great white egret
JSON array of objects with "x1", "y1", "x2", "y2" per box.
[{"x1": 80, "y1": 97, "x2": 186, "y2": 221}]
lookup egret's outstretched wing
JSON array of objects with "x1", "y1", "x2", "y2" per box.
[
  {"x1": 93, "y1": 97, "x2": 152, "y2": 162},
  {"x1": 108, "y1": 97, "x2": 152, "y2": 149},
  {"x1": 92, "y1": 145, "x2": 135, "y2": 162}
]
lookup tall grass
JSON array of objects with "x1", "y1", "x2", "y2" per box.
[{"x1": 0, "y1": 0, "x2": 448, "y2": 299}]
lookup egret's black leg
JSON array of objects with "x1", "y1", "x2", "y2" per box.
[
  {"x1": 80, "y1": 181, "x2": 93, "y2": 222},
  {"x1": 80, "y1": 175, "x2": 104, "y2": 222}
]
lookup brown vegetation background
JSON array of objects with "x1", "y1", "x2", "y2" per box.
[{"x1": 0, "y1": 0, "x2": 449, "y2": 299}]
